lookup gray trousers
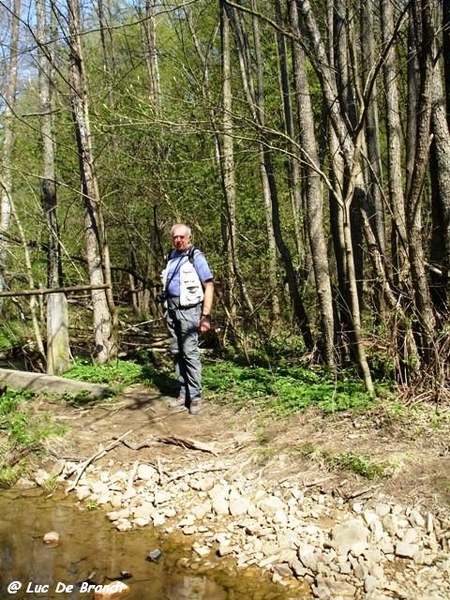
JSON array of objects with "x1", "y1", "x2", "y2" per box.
[{"x1": 166, "y1": 299, "x2": 202, "y2": 402}]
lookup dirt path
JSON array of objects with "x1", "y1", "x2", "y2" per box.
[{"x1": 36, "y1": 384, "x2": 450, "y2": 519}]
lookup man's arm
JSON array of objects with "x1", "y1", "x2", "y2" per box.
[
  {"x1": 199, "y1": 280, "x2": 214, "y2": 333},
  {"x1": 201, "y1": 280, "x2": 214, "y2": 315}
]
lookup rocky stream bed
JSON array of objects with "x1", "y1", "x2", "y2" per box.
[{"x1": 21, "y1": 384, "x2": 450, "y2": 600}]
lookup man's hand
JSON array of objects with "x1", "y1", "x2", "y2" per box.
[{"x1": 199, "y1": 314, "x2": 212, "y2": 333}]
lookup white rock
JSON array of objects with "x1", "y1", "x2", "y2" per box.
[
  {"x1": 152, "y1": 512, "x2": 166, "y2": 526},
  {"x1": 137, "y1": 464, "x2": 157, "y2": 481},
  {"x1": 395, "y1": 542, "x2": 419, "y2": 559},
  {"x1": 331, "y1": 519, "x2": 369, "y2": 556}
]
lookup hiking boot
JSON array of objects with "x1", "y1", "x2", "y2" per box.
[
  {"x1": 189, "y1": 400, "x2": 202, "y2": 415},
  {"x1": 167, "y1": 397, "x2": 187, "y2": 411}
]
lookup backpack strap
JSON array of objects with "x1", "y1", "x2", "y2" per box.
[
  {"x1": 166, "y1": 245, "x2": 198, "y2": 264},
  {"x1": 187, "y1": 245, "x2": 197, "y2": 263}
]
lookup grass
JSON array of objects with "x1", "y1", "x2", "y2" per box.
[
  {"x1": 201, "y1": 361, "x2": 383, "y2": 415},
  {"x1": 328, "y1": 451, "x2": 393, "y2": 480},
  {"x1": 294, "y1": 442, "x2": 393, "y2": 480},
  {"x1": 64, "y1": 359, "x2": 144, "y2": 387},
  {"x1": 0, "y1": 388, "x2": 67, "y2": 486},
  {"x1": 62, "y1": 357, "x2": 394, "y2": 418}
]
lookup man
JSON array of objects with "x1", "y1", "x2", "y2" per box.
[{"x1": 161, "y1": 223, "x2": 214, "y2": 415}]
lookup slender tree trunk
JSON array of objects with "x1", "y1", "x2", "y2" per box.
[
  {"x1": 225, "y1": 2, "x2": 302, "y2": 330},
  {"x1": 251, "y1": 0, "x2": 280, "y2": 324},
  {"x1": 66, "y1": 0, "x2": 117, "y2": 363},
  {"x1": 360, "y1": 1, "x2": 385, "y2": 253},
  {"x1": 429, "y1": 51, "x2": 450, "y2": 317},
  {"x1": 296, "y1": 0, "x2": 374, "y2": 393},
  {"x1": 288, "y1": 0, "x2": 335, "y2": 367},
  {"x1": 0, "y1": 0, "x2": 20, "y2": 298},
  {"x1": 405, "y1": 0, "x2": 436, "y2": 364},
  {"x1": 220, "y1": 3, "x2": 254, "y2": 317},
  {"x1": 141, "y1": 0, "x2": 161, "y2": 114},
  {"x1": 37, "y1": 0, "x2": 71, "y2": 375},
  {"x1": 225, "y1": 5, "x2": 312, "y2": 342},
  {"x1": 274, "y1": 0, "x2": 303, "y2": 261},
  {"x1": 443, "y1": 0, "x2": 450, "y2": 127},
  {"x1": 380, "y1": 0, "x2": 409, "y2": 283}
]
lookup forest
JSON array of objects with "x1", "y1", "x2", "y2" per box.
[{"x1": 1, "y1": 0, "x2": 450, "y2": 400}]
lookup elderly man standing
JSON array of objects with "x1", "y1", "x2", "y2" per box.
[{"x1": 161, "y1": 223, "x2": 214, "y2": 415}]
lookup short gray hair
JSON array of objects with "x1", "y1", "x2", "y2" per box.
[{"x1": 171, "y1": 223, "x2": 192, "y2": 237}]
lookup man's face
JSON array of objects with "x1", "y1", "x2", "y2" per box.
[{"x1": 172, "y1": 227, "x2": 191, "y2": 252}]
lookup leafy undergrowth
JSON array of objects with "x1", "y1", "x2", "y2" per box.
[
  {"x1": 63, "y1": 358, "x2": 390, "y2": 415},
  {"x1": 201, "y1": 361, "x2": 392, "y2": 415},
  {"x1": 0, "y1": 389, "x2": 66, "y2": 486},
  {"x1": 64, "y1": 359, "x2": 144, "y2": 387}
]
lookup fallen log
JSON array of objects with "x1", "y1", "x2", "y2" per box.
[{"x1": 0, "y1": 368, "x2": 110, "y2": 400}]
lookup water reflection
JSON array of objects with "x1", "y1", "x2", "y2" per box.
[{"x1": 0, "y1": 489, "x2": 297, "y2": 600}]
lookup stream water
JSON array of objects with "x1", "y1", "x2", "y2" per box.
[{"x1": 0, "y1": 489, "x2": 300, "y2": 600}]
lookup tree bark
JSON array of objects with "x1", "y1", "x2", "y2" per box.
[
  {"x1": 220, "y1": 2, "x2": 255, "y2": 318},
  {"x1": 66, "y1": 0, "x2": 117, "y2": 363},
  {"x1": 296, "y1": 0, "x2": 374, "y2": 393},
  {"x1": 405, "y1": 0, "x2": 436, "y2": 363},
  {"x1": 0, "y1": 0, "x2": 20, "y2": 298},
  {"x1": 37, "y1": 0, "x2": 71, "y2": 375},
  {"x1": 289, "y1": 0, "x2": 335, "y2": 367}
]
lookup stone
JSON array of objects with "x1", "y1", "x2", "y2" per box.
[
  {"x1": 298, "y1": 543, "x2": 318, "y2": 571},
  {"x1": 257, "y1": 494, "x2": 286, "y2": 516},
  {"x1": 43, "y1": 531, "x2": 60, "y2": 547},
  {"x1": 217, "y1": 544, "x2": 234, "y2": 557},
  {"x1": 192, "y1": 543, "x2": 211, "y2": 557},
  {"x1": 152, "y1": 512, "x2": 166, "y2": 527},
  {"x1": 229, "y1": 494, "x2": 250, "y2": 516},
  {"x1": 211, "y1": 495, "x2": 229, "y2": 516},
  {"x1": 395, "y1": 542, "x2": 419, "y2": 559},
  {"x1": 136, "y1": 464, "x2": 157, "y2": 481},
  {"x1": 331, "y1": 519, "x2": 369, "y2": 556}
]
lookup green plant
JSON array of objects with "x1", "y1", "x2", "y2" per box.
[
  {"x1": 202, "y1": 360, "x2": 378, "y2": 415},
  {"x1": 64, "y1": 359, "x2": 144, "y2": 386},
  {"x1": 327, "y1": 451, "x2": 392, "y2": 480},
  {"x1": 0, "y1": 463, "x2": 25, "y2": 487},
  {"x1": 63, "y1": 359, "x2": 179, "y2": 398},
  {"x1": 85, "y1": 499, "x2": 100, "y2": 511},
  {"x1": 0, "y1": 320, "x2": 25, "y2": 351},
  {"x1": 41, "y1": 473, "x2": 59, "y2": 493},
  {"x1": 293, "y1": 441, "x2": 319, "y2": 457},
  {"x1": 255, "y1": 418, "x2": 270, "y2": 446},
  {"x1": 0, "y1": 389, "x2": 67, "y2": 487}
]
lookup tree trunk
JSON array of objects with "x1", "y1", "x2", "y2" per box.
[
  {"x1": 443, "y1": 0, "x2": 450, "y2": 127},
  {"x1": 37, "y1": 0, "x2": 71, "y2": 375},
  {"x1": 405, "y1": 0, "x2": 436, "y2": 364},
  {"x1": 220, "y1": 2, "x2": 254, "y2": 318},
  {"x1": 0, "y1": 0, "x2": 20, "y2": 299},
  {"x1": 225, "y1": 2, "x2": 312, "y2": 340},
  {"x1": 141, "y1": 0, "x2": 161, "y2": 113},
  {"x1": 288, "y1": 0, "x2": 335, "y2": 367},
  {"x1": 296, "y1": 0, "x2": 374, "y2": 393},
  {"x1": 67, "y1": 0, "x2": 117, "y2": 363},
  {"x1": 429, "y1": 48, "x2": 450, "y2": 317},
  {"x1": 380, "y1": 0, "x2": 409, "y2": 283}
]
